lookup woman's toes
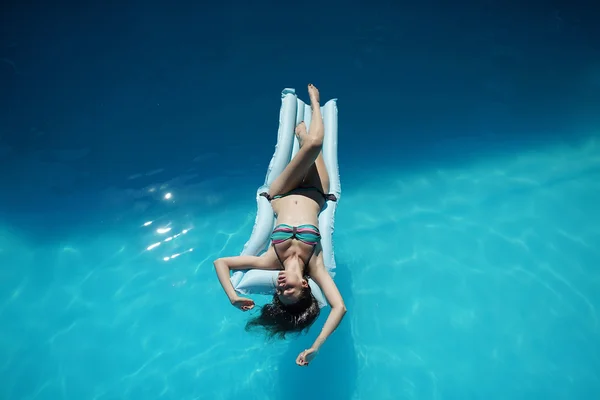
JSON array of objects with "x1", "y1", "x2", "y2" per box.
[{"x1": 295, "y1": 121, "x2": 307, "y2": 135}]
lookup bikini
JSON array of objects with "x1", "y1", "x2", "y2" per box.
[
  {"x1": 259, "y1": 186, "x2": 338, "y2": 203},
  {"x1": 271, "y1": 224, "x2": 320, "y2": 268},
  {"x1": 260, "y1": 186, "x2": 337, "y2": 269}
]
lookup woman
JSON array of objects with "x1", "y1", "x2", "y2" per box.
[{"x1": 214, "y1": 83, "x2": 347, "y2": 367}]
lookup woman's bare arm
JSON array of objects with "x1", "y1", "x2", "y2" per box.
[
  {"x1": 213, "y1": 249, "x2": 279, "y2": 302},
  {"x1": 308, "y1": 255, "x2": 347, "y2": 350}
]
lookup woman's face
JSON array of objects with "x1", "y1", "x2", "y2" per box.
[{"x1": 276, "y1": 269, "x2": 308, "y2": 305}]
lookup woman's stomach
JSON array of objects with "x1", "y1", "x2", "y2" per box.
[{"x1": 272, "y1": 194, "x2": 322, "y2": 226}]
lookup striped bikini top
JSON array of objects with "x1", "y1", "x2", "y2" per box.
[
  {"x1": 271, "y1": 224, "x2": 320, "y2": 269},
  {"x1": 271, "y1": 224, "x2": 321, "y2": 246}
]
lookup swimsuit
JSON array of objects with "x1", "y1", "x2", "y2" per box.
[
  {"x1": 270, "y1": 224, "x2": 321, "y2": 269},
  {"x1": 261, "y1": 186, "x2": 336, "y2": 269},
  {"x1": 272, "y1": 224, "x2": 321, "y2": 246},
  {"x1": 260, "y1": 186, "x2": 337, "y2": 203}
]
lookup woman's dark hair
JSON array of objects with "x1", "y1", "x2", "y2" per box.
[{"x1": 245, "y1": 283, "x2": 320, "y2": 340}]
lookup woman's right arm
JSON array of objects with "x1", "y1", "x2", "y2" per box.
[{"x1": 213, "y1": 252, "x2": 278, "y2": 303}]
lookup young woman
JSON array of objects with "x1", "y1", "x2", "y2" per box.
[{"x1": 214, "y1": 83, "x2": 346, "y2": 367}]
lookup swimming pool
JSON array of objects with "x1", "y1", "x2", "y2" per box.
[
  {"x1": 2, "y1": 2, "x2": 600, "y2": 399},
  {"x1": 1, "y1": 135, "x2": 599, "y2": 399}
]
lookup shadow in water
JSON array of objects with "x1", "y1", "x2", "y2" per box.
[{"x1": 276, "y1": 261, "x2": 357, "y2": 400}]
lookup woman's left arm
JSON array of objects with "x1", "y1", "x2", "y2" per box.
[{"x1": 214, "y1": 250, "x2": 278, "y2": 304}]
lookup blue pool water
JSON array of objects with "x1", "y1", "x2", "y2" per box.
[{"x1": 1, "y1": 2, "x2": 600, "y2": 399}]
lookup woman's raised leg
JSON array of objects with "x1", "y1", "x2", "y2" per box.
[
  {"x1": 268, "y1": 84, "x2": 324, "y2": 196},
  {"x1": 301, "y1": 147, "x2": 330, "y2": 195}
]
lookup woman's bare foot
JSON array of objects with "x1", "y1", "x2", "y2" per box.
[
  {"x1": 308, "y1": 83, "x2": 320, "y2": 109},
  {"x1": 295, "y1": 121, "x2": 308, "y2": 146}
]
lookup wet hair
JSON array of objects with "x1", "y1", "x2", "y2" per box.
[{"x1": 245, "y1": 283, "x2": 320, "y2": 340}]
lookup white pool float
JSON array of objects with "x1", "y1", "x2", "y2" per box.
[{"x1": 230, "y1": 88, "x2": 341, "y2": 308}]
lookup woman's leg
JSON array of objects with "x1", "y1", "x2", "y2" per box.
[
  {"x1": 301, "y1": 148, "x2": 330, "y2": 194},
  {"x1": 268, "y1": 84, "x2": 324, "y2": 196}
]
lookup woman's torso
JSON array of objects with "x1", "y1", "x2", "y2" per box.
[
  {"x1": 272, "y1": 191, "x2": 323, "y2": 226},
  {"x1": 271, "y1": 192, "x2": 324, "y2": 268}
]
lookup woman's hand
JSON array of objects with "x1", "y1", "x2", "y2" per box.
[
  {"x1": 230, "y1": 296, "x2": 255, "y2": 311},
  {"x1": 296, "y1": 347, "x2": 318, "y2": 366}
]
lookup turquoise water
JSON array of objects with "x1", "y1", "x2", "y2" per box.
[
  {"x1": 2, "y1": 2, "x2": 600, "y2": 400},
  {"x1": 2, "y1": 139, "x2": 599, "y2": 399}
]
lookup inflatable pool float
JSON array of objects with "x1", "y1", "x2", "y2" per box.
[{"x1": 230, "y1": 88, "x2": 341, "y2": 308}]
